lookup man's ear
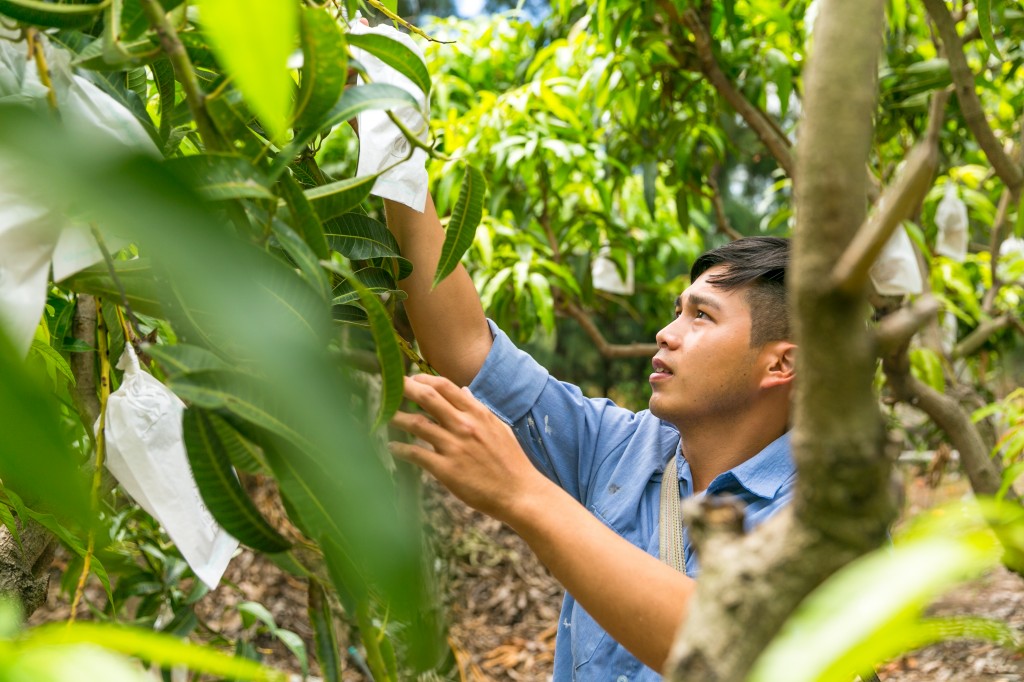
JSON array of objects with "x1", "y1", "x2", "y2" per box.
[{"x1": 760, "y1": 342, "x2": 796, "y2": 389}]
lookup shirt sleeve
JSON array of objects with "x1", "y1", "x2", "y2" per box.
[{"x1": 468, "y1": 320, "x2": 643, "y2": 504}]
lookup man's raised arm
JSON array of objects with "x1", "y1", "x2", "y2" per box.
[{"x1": 384, "y1": 197, "x2": 492, "y2": 387}]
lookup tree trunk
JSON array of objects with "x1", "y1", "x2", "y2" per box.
[
  {"x1": 0, "y1": 520, "x2": 56, "y2": 617},
  {"x1": 664, "y1": 2, "x2": 895, "y2": 679}
]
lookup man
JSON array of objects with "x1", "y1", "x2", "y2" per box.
[{"x1": 385, "y1": 196, "x2": 796, "y2": 679}]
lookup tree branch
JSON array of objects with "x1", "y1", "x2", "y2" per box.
[
  {"x1": 674, "y1": 6, "x2": 797, "y2": 179},
  {"x1": 561, "y1": 302, "x2": 658, "y2": 360},
  {"x1": 139, "y1": 0, "x2": 225, "y2": 152},
  {"x1": 982, "y1": 188, "x2": 1013, "y2": 314},
  {"x1": 707, "y1": 170, "x2": 743, "y2": 241},
  {"x1": 831, "y1": 91, "x2": 945, "y2": 295},
  {"x1": 922, "y1": 0, "x2": 1023, "y2": 193},
  {"x1": 953, "y1": 314, "x2": 1014, "y2": 358},
  {"x1": 69, "y1": 294, "x2": 101, "y2": 428},
  {"x1": 875, "y1": 295, "x2": 940, "y2": 357}
]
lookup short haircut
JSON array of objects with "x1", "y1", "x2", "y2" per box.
[{"x1": 690, "y1": 237, "x2": 790, "y2": 347}]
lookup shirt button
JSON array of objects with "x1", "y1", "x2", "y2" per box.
[{"x1": 617, "y1": 676, "x2": 628, "y2": 682}]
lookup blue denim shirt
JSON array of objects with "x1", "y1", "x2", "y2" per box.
[{"x1": 469, "y1": 321, "x2": 796, "y2": 681}]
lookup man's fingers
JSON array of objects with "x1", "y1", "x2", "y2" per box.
[
  {"x1": 391, "y1": 410, "x2": 450, "y2": 447},
  {"x1": 407, "y1": 373, "x2": 482, "y2": 413},
  {"x1": 402, "y1": 375, "x2": 468, "y2": 428},
  {"x1": 388, "y1": 441, "x2": 440, "y2": 472}
]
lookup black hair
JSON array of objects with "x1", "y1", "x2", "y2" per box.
[{"x1": 689, "y1": 237, "x2": 790, "y2": 347}]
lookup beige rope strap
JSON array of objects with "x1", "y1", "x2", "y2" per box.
[{"x1": 659, "y1": 455, "x2": 686, "y2": 573}]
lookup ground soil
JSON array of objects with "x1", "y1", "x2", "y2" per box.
[{"x1": 28, "y1": 470, "x2": 1024, "y2": 681}]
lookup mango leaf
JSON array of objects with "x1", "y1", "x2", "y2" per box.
[
  {"x1": 749, "y1": 512, "x2": 1003, "y2": 682},
  {"x1": 294, "y1": 5, "x2": 347, "y2": 132},
  {"x1": 331, "y1": 303, "x2": 368, "y2": 325},
  {"x1": 279, "y1": 170, "x2": 329, "y2": 261},
  {"x1": 271, "y1": 219, "x2": 331, "y2": 302},
  {"x1": 0, "y1": 498, "x2": 22, "y2": 551},
  {"x1": 271, "y1": 83, "x2": 419, "y2": 179},
  {"x1": 206, "y1": 91, "x2": 265, "y2": 160},
  {"x1": 305, "y1": 174, "x2": 377, "y2": 221},
  {"x1": 433, "y1": 164, "x2": 485, "y2": 289},
  {"x1": 308, "y1": 580, "x2": 342, "y2": 682},
  {"x1": 527, "y1": 272, "x2": 555, "y2": 335},
  {"x1": 183, "y1": 409, "x2": 291, "y2": 553},
  {"x1": 331, "y1": 266, "x2": 399, "y2": 305},
  {"x1": 237, "y1": 602, "x2": 308, "y2": 675},
  {"x1": 197, "y1": 0, "x2": 297, "y2": 142},
  {"x1": 166, "y1": 153, "x2": 274, "y2": 201},
  {"x1": 0, "y1": 326, "x2": 90, "y2": 524},
  {"x1": 150, "y1": 58, "x2": 176, "y2": 144},
  {"x1": 24, "y1": 621, "x2": 287, "y2": 681},
  {"x1": 0, "y1": 0, "x2": 108, "y2": 28},
  {"x1": 63, "y1": 259, "x2": 158, "y2": 324},
  {"x1": 977, "y1": 0, "x2": 1002, "y2": 61},
  {"x1": 909, "y1": 347, "x2": 945, "y2": 393},
  {"x1": 346, "y1": 32, "x2": 431, "y2": 97},
  {"x1": 29, "y1": 338, "x2": 75, "y2": 386},
  {"x1": 170, "y1": 370, "x2": 313, "y2": 452},
  {"x1": 146, "y1": 343, "x2": 229, "y2": 377},
  {"x1": 325, "y1": 212, "x2": 403, "y2": 261}
]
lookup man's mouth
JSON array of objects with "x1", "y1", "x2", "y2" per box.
[{"x1": 651, "y1": 358, "x2": 673, "y2": 376}]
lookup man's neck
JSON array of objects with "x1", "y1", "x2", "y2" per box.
[{"x1": 678, "y1": 413, "x2": 788, "y2": 493}]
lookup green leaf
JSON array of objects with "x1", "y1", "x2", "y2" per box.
[
  {"x1": 183, "y1": 409, "x2": 291, "y2": 553},
  {"x1": 346, "y1": 279, "x2": 403, "y2": 428},
  {"x1": 271, "y1": 83, "x2": 420, "y2": 179},
  {"x1": 150, "y1": 58, "x2": 177, "y2": 144},
  {"x1": 433, "y1": 165, "x2": 485, "y2": 289},
  {"x1": 331, "y1": 266, "x2": 399, "y2": 305},
  {"x1": 24, "y1": 622, "x2": 287, "y2": 681},
  {"x1": 527, "y1": 272, "x2": 554, "y2": 335},
  {"x1": 65, "y1": 259, "x2": 165, "y2": 320},
  {"x1": 294, "y1": 6, "x2": 348, "y2": 132},
  {"x1": 748, "y1": 526, "x2": 1001, "y2": 682},
  {"x1": 279, "y1": 170, "x2": 329, "y2": 261},
  {"x1": 909, "y1": 347, "x2": 945, "y2": 393},
  {"x1": 0, "y1": 0, "x2": 108, "y2": 28},
  {"x1": 0, "y1": 499, "x2": 22, "y2": 552},
  {"x1": 0, "y1": 326, "x2": 91, "y2": 524},
  {"x1": 197, "y1": 0, "x2": 297, "y2": 142},
  {"x1": 166, "y1": 153, "x2": 274, "y2": 201},
  {"x1": 308, "y1": 581, "x2": 342, "y2": 682},
  {"x1": 29, "y1": 339, "x2": 75, "y2": 386},
  {"x1": 271, "y1": 219, "x2": 331, "y2": 302},
  {"x1": 977, "y1": 0, "x2": 1002, "y2": 61},
  {"x1": 325, "y1": 212, "x2": 403, "y2": 261},
  {"x1": 206, "y1": 90, "x2": 265, "y2": 160},
  {"x1": 346, "y1": 31, "x2": 431, "y2": 97},
  {"x1": 305, "y1": 174, "x2": 377, "y2": 220},
  {"x1": 146, "y1": 343, "x2": 229, "y2": 377}
]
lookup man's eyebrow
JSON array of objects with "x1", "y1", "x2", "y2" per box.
[{"x1": 684, "y1": 293, "x2": 722, "y2": 310}]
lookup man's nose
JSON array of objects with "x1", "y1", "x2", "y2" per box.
[{"x1": 656, "y1": 321, "x2": 680, "y2": 348}]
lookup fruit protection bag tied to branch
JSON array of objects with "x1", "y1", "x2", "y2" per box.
[
  {"x1": 869, "y1": 224, "x2": 924, "y2": 296},
  {"x1": 104, "y1": 346, "x2": 238, "y2": 588},
  {"x1": 350, "y1": 20, "x2": 430, "y2": 211},
  {"x1": 935, "y1": 182, "x2": 969, "y2": 262}
]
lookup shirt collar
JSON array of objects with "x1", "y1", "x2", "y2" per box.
[{"x1": 678, "y1": 431, "x2": 795, "y2": 501}]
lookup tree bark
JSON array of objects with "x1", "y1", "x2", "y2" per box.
[
  {"x1": 0, "y1": 520, "x2": 56, "y2": 617},
  {"x1": 664, "y1": 2, "x2": 894, "y2": 679}
]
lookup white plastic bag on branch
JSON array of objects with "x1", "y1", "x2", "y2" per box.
[
  {"x1": 104, "y1": 346, "x2": 238, "y2": 589},
  {"x1": 935, "y1": 182, "x2": 969, "y2": 262},
  {"x1": 869, "y1": 224, "x2": 924, "y2": 296},
  {"x1": 350, "y1": 20, "x2": 430, "y2": 211},
  {"x1": 0, "y1": 32, "x2": 153, "y2": 355},
  {"x1": 592, "y1": 245, "x2": 635, "y2": 295}
]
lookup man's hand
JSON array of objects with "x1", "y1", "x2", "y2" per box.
[{"x1": 389, "y1": 374, "x2": 546, "y2": 523}]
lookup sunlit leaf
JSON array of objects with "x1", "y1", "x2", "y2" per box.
[
  {"x1": 183, "y1": 409, "x2": 291, "y2": 553},
  {"x1": 346, "y1": 31, "x2": 431, "y2": 97},
  {"x1": 305, "y1": 174, "x2": 377, "y2": 220},
  {"x1": 197, "y1": 0, "x2": 297, "y2": 142},
  {"x1": 433, "y1": 164, "x2": 485, "y2": 289},
  {"x1": 294, "y1": 6, "x2": 348, "y2": 132},
  {"x1": 166, "y1": 153, "x2": 274, "y2": 201}
]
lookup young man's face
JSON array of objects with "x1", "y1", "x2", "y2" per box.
[{"x1": 648, "y1": 265, "x2": 767, "y2": 426}]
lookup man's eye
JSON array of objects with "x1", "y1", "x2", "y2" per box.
[
  {"x1": 695, "y1": 310, "x2": 709, "y2": 320},
  {"x1": 673, "y1": 310, "x2": 682, "y2": 319}
]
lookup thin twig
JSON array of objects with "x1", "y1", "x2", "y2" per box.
[
  {"x1": 875, "y1": 295, "x2": 940, "y2": 356},
  {"x1": 363, "y1": 0, "x2": 454, "y2": 44},
  {"x1": 707, "y1": 170, "x2": 743, "y2": 241},
  {"x1": 26, "y1": 29, "x2": 58, "y2": 112},
  {"x1": 90, "y1": 225, "x2": 143, "y2": 338}
]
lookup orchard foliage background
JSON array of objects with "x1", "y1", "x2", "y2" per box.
[{"x1": 0, "y1": 0, "x2": 1022, "y2": 680}]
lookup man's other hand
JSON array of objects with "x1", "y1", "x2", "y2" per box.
[{"x1": 389, "y1": 374, "x2": 545, "y2": 522}]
